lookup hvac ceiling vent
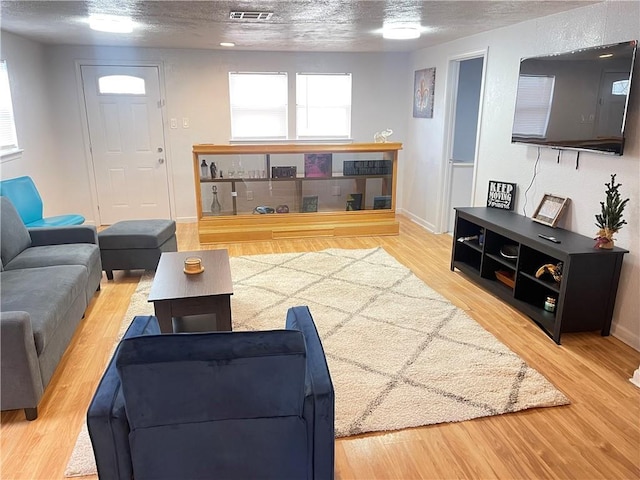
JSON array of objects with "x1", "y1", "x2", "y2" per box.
[{"x1": 229, "y1": 11, "x2": 273, "y2": 21}]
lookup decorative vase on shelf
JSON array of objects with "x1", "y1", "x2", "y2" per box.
[
  {"x1": 209, "y1": 161, "x2": 217, "y2": 180},
  {"x1": 211, "y1": 185, "x2": 222, "y2": 215},
  {"x1": 200, "y1": 159, "x2": 209, "y2": 179},
  {"x1": 594, "y1": 229, "x2": 615, "y2": 249},
  {"x1": 594, "y1": 174, "x2": 628, "y2": 249}
]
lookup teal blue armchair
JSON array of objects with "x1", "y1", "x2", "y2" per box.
[{"x1": 0, "y1": 176, "x2": 84, "y2": 227}]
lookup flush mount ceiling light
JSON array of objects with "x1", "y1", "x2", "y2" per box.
[
  {"x1": 220, "y1": 42, "x2": 235, "y2": 47},
  {"x1": 89, "y1": 14, "x2": 134, "y2": 33},
  {"x1": 382, "y1": 24, "x2": 421, "y2": 40}
]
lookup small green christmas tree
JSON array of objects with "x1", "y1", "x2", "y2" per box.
[{"x1": 594, "y1": 174, "x2": 629, "y2": 248}]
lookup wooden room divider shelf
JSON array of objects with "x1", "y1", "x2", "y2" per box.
[
  {"x1": 450, "y1": 207, "x2": 628, "y2": 344},
  {"x1": 193, "y1": 143, "x2": 401, "y2": 243}
]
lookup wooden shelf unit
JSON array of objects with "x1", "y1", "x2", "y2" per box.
[
  {"x1": 193, "y1": 143, "x2": 402, "y2": 243},
  {"x1": 451, "y1": 207, "x2": 628, "y2": 344}
]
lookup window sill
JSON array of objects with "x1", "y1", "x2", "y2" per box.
[{"x1": 1, "y1": 148, "x2": 23, "y2": 163}]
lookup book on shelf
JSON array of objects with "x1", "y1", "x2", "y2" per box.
[
  {"x1": 271, "y1": 166, "x2": 297, "y2": 178},
  {"x1": 343, "y1": 160, "x2": 392, "y2": 176}
]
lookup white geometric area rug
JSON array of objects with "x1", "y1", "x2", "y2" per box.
[{"x1": 66, "y1": 247, "x2": 569, "y2": 477}]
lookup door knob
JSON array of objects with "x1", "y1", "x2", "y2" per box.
[
  {"x1": 157, "y1": 147, "x2": 164, "y2": 153},
  {"x1": 158, "y1": 158, "x2": 165, "y2": 164}
]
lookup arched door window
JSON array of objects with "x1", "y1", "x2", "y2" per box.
[{"x1": 98, "y1": 75, "x2": 146, "y2": 95}]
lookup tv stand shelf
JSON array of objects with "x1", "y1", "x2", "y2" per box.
[{"x1": 451, "y1": 207, "x2": 628, "y2": 344}]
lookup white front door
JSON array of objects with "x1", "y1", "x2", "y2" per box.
[{"x1": 81, "y1": 65, "x2": 170, "y2": 224}]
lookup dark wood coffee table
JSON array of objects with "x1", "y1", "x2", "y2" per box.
[{"x1": 148, "y1": 249, "x2": 233, "y2": 333}]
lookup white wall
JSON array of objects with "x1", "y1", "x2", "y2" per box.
[
  {"x1": 404, "y1": 1, "x2": 640, "y2": 349},
  {"x1": 0, "y1": 32, "x2": 72, "y2": 213},
  {"x1": 41, "y1": 46, "x2": 409, "y2": 222}
]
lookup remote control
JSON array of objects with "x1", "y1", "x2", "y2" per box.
[{"x1": 538, "y1": 234, "x2": 561, "y2": 244}]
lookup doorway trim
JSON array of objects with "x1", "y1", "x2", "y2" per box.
[
  {"x1": 438, "y1": 48, "x2": 488, "y2": 233},
  {"x1": 74, "y1": 60, "x2": 173, "y2": 225}
]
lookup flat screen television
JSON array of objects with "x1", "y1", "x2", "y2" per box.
[{"x1": 511, "y1": 40, "x2": 637, "y2": 155}]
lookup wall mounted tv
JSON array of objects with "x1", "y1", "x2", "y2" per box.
[{"x1": 511, "y1": 40, "x2": 637, "y2": 155}]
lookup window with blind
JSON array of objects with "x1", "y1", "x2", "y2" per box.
[
  {"x1": 296, "y1": 73, "x2": 352, "y2": 138},
  {"x1": 512, "y1": 75, "x2": 555, "y2": 138},
  {"x1": 229, "y1": 72, "x2": 288, "y2": 139},
  {"x1": 0, "y1": 60, "x2": 19, "y2": 154}
]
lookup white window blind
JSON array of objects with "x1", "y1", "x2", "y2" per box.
[
  {"x1": 0, "y1": 60, "x2": 19, "y2": 153},
  {"x1": 296, "y1": 73, "x2": 352, "y2": 138},
  {"x1": 512, "y1": 75, "x2": 555, "y2": 138},
  {"x1": 229, "y1": 72, "x2": 288, "y2": 139}
]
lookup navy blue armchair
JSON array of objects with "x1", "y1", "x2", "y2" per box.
[{"x1": 87, "y1": 307, "x2": 334, "y2": 480}]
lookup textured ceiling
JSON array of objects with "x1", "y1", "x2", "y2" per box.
[{"x1": 0, "y1": 1, "x2": 601, "y2": 53}]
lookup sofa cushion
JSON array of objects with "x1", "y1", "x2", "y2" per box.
[
  {"x1": 4, "y1": 244, "x2": 100, "y2": 272},
  {"x1": 0, "y1": 197, "x2": 32, "y2": 266},
  {"x1": 0, "y1": 265, "x2": 88, "y2": 354},
  {"x1": 98, "y1": 220, "x2": 176, "y2": 250}
]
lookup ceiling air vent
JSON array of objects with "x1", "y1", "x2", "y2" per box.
[{"x1": 229, "y1": 11, "x2": 273, "y2": 21}]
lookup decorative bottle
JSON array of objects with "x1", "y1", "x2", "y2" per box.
[
  {"x1": 237, "y1": 160, "x2": 245, "y2": 178},
  {"x1": 211, "y1": 185, "x2": 222, "y2": 215},
  {"x1": 210, "y1": 161, "x2": 217, "y2": 180},
  {"x1": 200, "y1": 159, "x2": 209, "y2": 179}
]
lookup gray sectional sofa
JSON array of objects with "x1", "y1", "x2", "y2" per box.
[{"x1": 0, "y1": 197, "x2": 102, "y2": 420}]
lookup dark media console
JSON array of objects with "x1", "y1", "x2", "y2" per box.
[{"x1": 450, "y1": 207, "x2": 628, "y2": 344}]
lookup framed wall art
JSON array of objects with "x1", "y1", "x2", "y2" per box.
[
  {"x1": 532, "y1": 194, "x2": 570, "y2": 227},
  {"x1": 413, "y1": 67, "x2": 436, "y2": 118}
]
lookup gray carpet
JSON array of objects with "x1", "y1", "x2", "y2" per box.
[{"x1": 65, "y1": 247, "x2": 569, "y2": 476}]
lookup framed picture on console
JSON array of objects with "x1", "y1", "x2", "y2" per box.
[
  {"x1": 373, "y1": 195, "x2": 392, "y2": 210},
  {"x1": 486, "y1": 180, "x2": 516, "y2": 210},
  {"x1": 301, "y1": 195, "x2": 319, "y2": 213},
  {"x1": 346, "y1": 193, "x2": 362, "y2": 211},
  {"x1": 304, "y1": 153, "x2": 332, "y2": 177},
  {"x1": 532, "y1": 194, "x2": 570, "y2": 227}
]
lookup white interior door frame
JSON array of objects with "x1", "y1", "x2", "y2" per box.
[
  {"x1": 74, "y1": 59, "x2": 173, "y2": 225},
  {"x1": 437, "y1": 48, "x2": 488, "y2": 233}
]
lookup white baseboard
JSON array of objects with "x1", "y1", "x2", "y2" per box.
[
  {"x1": 397, "y1": 208, "x2": 436, "y2": 233},
  {"x1": 611, "y1": 323, "x2": 640, "y2": 352},
  {"x1": 176, "y1": 216, "x2": 198, "y2": 223}
]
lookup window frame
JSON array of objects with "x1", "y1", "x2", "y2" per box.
[{"x1": 0, "y1": 59, "x2": 20, "y2": 160}]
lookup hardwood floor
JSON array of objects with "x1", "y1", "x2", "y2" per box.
[{"x1": 2, "y1": 216, "x2": 639, "y2": 479}]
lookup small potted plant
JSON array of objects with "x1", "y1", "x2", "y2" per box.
[{"x1": 594, "y1": 174, "x2": 629, "y2": 249}]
